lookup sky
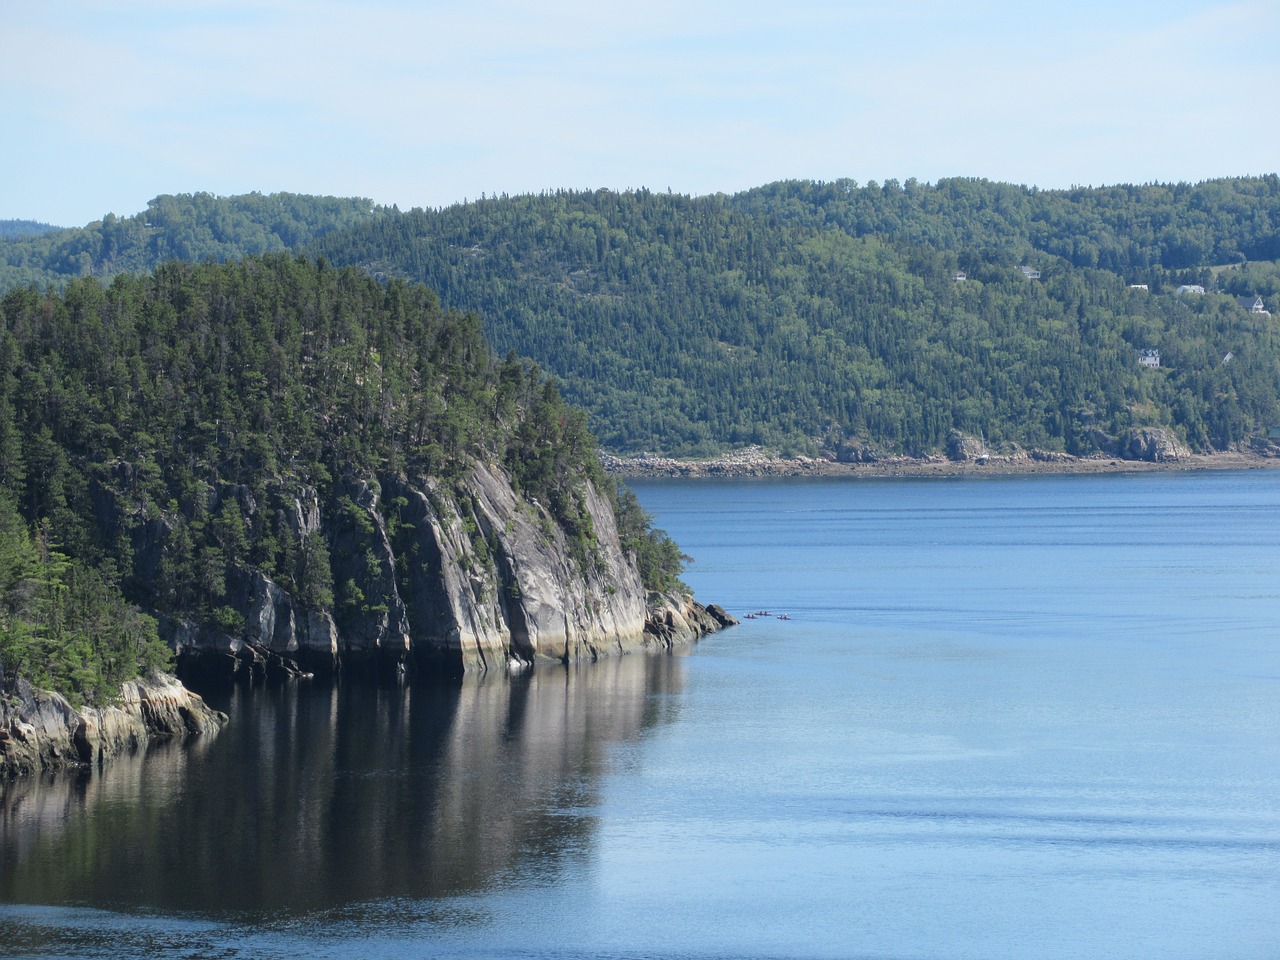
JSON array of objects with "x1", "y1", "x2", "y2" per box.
[{"x1": 2, "y1": 0, "x2": 1278, "y2": 227}]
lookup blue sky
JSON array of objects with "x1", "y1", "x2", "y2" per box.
[{"x1": 3, "y1": 0, "x2": 1277, "y2": 227}]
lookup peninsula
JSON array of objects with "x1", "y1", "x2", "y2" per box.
[{"x1": 0, "y1": 255, "x2": 733, "y2": 778}]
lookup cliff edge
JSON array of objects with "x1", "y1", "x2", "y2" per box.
[
  {"x1": 161, "y1": 462, "x2": 734, "y2": 679},
  {"x1": 0, "y1": 673, "x2": 226, "y2": 779}
]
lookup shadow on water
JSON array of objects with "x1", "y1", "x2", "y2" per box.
[{"x1": 0, "y1": 651, "x2": 687, "y2": 918}]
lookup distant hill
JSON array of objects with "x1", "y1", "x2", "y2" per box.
[
  {"x1": 5, "y1": 178, "x2": 1279, "y2": 458},
  {"x1": 0, "y1": 219, "x2": 61, "y2": 240},
  {"x1": 309, "y1": 177, "x2": 1280, "y2": 456},
  {"x1": 0, "y1": 192, "x2": 383, "y2": 290}
]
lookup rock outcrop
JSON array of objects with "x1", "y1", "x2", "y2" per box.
[
  {"x1": 162, "y1": 462, "x2": 732, "y2": 679},
  {"x1": 0, "y1": 674, "x2": 226, "y2": 779},
  {"x1": 946, "y1": 430, "x2": 989, "y2": 462},
  {"x1": 645, "y1": 595, "x2": 738, "y2": 646},
  {"x1": 1119, "y1": 427, "x2": 1190, "y2": 462}
]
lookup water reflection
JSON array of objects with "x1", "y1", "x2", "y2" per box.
[{"x1": 0, "y1": 651, "x2": 687, "y2": 916}]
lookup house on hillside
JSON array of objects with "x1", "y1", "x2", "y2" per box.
[
  {"x1": 952, "y1": 270, "x2": 967, "y2": 282},
  {"x1": 1129, "y1": 283, "x2": 1149, "y2": 291},
  {"x1": 1237, "y1": 295, "x2": 1270, "y2": 315},
  {"x1": 1019, "y1": 266, "x2": 1040, "y2": 280},
  {"x1": 1177, "y1": 284, "x2": 1205, "y2": 295},
  {"x1": 1138, "y1": 349, "x2": 1161, "y2": 368}
]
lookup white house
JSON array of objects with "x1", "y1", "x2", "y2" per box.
[
  {"x1": 1138, "y1": 349, "x2": 1160, "y2": 368},
  {"x1": 1177, "y1": 284, "x2": 1206, "y2": 295},
  {"x1": 1020, "y1": 266, "x2": 1040, "y2": 280}
]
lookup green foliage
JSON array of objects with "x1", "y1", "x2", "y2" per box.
[
  {"x1": 0, "y1": 220, "x2": 61, "y2": 240},
  {"x1": 308, "y1": 177, "x2": 1280, "y2": 456},
  {"x1": 211, "y1": 605, "x2": 245, "y2": 636},
  {"x1": 296, "y1": 532, "x2": 334, "y2": 610},
  {"x1": 11, "y1": 174, "x2": 1276, "y2": 628},
  {"x1": 0, "y1": 192, "x2": 382, "y2": 291},
  {"x1": 12, "y1": 179, "x2": 1277, "y2": 457},
  {"x1": 0, "y1": 253, "x2": 681, "y2": 645},
  {"x1": 610, "y1": 484, "x2": 687, "y2": 594},
  {"x1": 0, "y1": 496, "x2": 171, "y2": 706},
  {"x1": 340, "y1": 578, "x2": 365, "y2": 615},
  {"x1": 501, "y1": 370, "x2": 609, "y2": 565}
]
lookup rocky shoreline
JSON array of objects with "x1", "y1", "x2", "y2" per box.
[
  {"x1": 0, "y1": 673, "x2": 227, "y2": 779},
  {"x1": 1, "y1": 454, "x2": 741, "y2": 780},
  {"x1": 603, "y1": 437, "x2": 1280, "y2": 481},
  {"x1": 0, "y1": 596, "x2": 733, "y2": 781},
  {"x1": 157, "y1": 462, "x2": 737, "y2": 682}
]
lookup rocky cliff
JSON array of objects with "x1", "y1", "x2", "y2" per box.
[
  {"x1": 0, "y1": 673, "x2": 226, "y2": 779},
  {"x1": 1, "y1": 462, "x2": 733, "y2": 779},
  {"x1": 164, "y1": 462, "x2": 734, "y2": 679}
]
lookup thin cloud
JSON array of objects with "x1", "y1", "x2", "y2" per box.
[{"x1": 1, "y1": 0, "x2": 1276, "y2": 224}]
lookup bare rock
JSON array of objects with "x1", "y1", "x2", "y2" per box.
[
  {"x1": 644, "y1": 592, "x2": 731, "y2": 647},
  {"x1": 158, "y1": 462, "x2": 733, "y2": 678},
  {"x1": 1, "y1": 674, "x2": 225, "y2": 780},
  {"x1": 947, "y1": 431, "x2": 988, "y2": 462},
  {"x1": 1120, "y1": 427, "x2": 1190, "y2": 462}
]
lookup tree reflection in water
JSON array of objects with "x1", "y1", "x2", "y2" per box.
[{"x1": 0, "y1": 651, "x2": 688, "y2": 916}]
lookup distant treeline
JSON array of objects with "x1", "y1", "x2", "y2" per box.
[
  {"x1": 0, "y1": 193, "x2": 383, "y2": 290},
  {"x1": 0, "y1": 220, "x2": 62, "y2": 240},
  {"x1": 310, "y1": 177, "x2": 1280, "y2": 455},
  {"x1": 5, "y1": 178, "x2": 1280, "y2": 456}
]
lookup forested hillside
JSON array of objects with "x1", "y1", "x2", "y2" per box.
[
  {"x1": 310, "y1": 177, "x2": 1280, "y2": 456},
  {"x1": 0, "y1": 193, "x2": 381, "y2": 291},
  {"x1": 0, "y1": 256, "x2": 685, "y2": 700},
  {"x1": 0, "y1": 220, "x2": 61, "y2": 240},
  {"x1": 6, "y1": 178, "x2": 1279, "y2": 457}
]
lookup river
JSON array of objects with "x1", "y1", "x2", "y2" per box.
[{"x1": 2, "y1": 471, "x2": 1277, "y2": 958}]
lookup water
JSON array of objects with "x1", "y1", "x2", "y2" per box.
[{"x1": 2, "y1": 471, "x2": 1278, "y2": 958}]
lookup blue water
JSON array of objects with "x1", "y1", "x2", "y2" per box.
[{"x1": 2, "y1": 471, "x2": 1278, "y2": 958}]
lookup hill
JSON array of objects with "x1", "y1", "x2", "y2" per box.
[
  {"x1": 0, "y1": 192, "x2": 382, "y2": 291},
  {"x1": 6, "y1": 178, "x2": 1279, "y2": 458},
  {"x1": 308, "y1": 178, "x2": 1280, "y2": 457},
  {"x1": 0, "y1": 220, "x2": 62, "y2": 240},
  {"x1": 0, "y1": 256, "x2": 710, "y2": 711}
]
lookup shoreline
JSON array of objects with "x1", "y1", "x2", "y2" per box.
[
  {"x1": 1, "y1": 673, "x2": 226, "y2": 780},
  {"x1": 603, "y1": 448, "x2": 1280, "y2": 480}
]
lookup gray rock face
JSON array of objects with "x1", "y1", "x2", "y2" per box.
[
  {"x1": 1249, "y1": 435, "x2": 1280, "y2": 458},
  {"x1": 1081, "y1": 426, "x2": 1191, "y2": 462},
  {"x1": 947, "y1": 430, "x2": 988, "y2": 462},
  {"x1": 161, "y1": 463, "x2": 728, "y2": 677},
  {"x1": 0, "y1": 674, "x2": 226, "y2": 779},
  {"x1": 644, "y1": 593, "x2": 739, "y2": 646},
  {"x1": 328, "y1": 478, "x2": 413, "y2": 662},
  {"x1": 1120, "y1": 427, "x2": 1190, "y2": 462}
]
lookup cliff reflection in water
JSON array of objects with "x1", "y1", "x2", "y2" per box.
[{"x1": 0, "y1": 651, "x2": 687, "y2": 915}]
